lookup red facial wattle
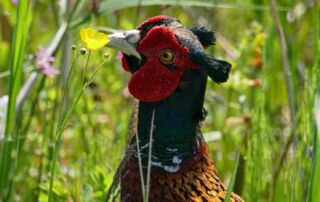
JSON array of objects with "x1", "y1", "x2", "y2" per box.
[{"x1": 123, "y1": 26, "x2": 199, "y2": 102}]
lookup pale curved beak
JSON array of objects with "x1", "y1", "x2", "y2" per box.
[{"x1": 106, "y1": 30, "x2": 141, "y2": 60}]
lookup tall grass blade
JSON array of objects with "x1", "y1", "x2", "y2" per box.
[
  {"x1": 70, "y1": 0, "x2": 289, "y2": 28},
  {"x1": 135, "y1": 129, "x2": 146, "y2": 202},
  {"x1": 47, "y1": 59, "x2": 107, "y2": 202},
  {"x1": 145, "y1": 110, "x2": 155, "y2": 201},
  {"x1": 0, "y1": 0, "x2": 33, "y2": 200},
  {"x1": 225, "y1": 152, "x2": 241, "y2": 202},
  {"x1": 99, "y1": 0, "x2": 289, "y2": 14},
  {"x1": 308, "y1": 4, "x2": 320, "y2": 201},
  {"x1": 47, "y1": 54, "x2": 79, "y2": 202},
  {"x1": 309, "y1": 93, "x2": 320, "y2": 202}
]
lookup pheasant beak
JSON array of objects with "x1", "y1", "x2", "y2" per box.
[{"x1": 106, "y1": 30, "x2": 141, "y2": 60}]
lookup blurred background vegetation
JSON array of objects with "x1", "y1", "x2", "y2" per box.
[{"x1": 0, "y1": 0, "x2": 319, "y2": 201}]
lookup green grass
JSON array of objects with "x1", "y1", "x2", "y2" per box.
[
  {"x1": 0, "y1": 1, "x2": 33, "y2": 200},
  {"x1": 308, "y1": 3, "x2": 320, "y2": 201},
  {"x1": 0, "y1": 0, "x2": 319, "y2": 201}
]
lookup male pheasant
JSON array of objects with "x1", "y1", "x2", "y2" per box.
[{"x1": 106, "y1": 16, "x2": 244, "y2": 202}]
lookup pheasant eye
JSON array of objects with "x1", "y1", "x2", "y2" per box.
[{"x1": 159, "y1": 50, "x2": 175, "y2": 64}]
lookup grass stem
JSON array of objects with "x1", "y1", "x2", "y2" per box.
[
  {"x1": 145, "y1": 110, "x2": 155, "y2": 201},
  {"x1": 48, "y1": 53, "x2": 102, "y2": 202},
  {"x1": 270, "y1": 0, "x2": 298, "y2": 184},
  {"x1": 135, "y1": 129, "x2": 146, "y2": 202}
]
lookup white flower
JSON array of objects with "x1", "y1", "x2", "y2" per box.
[{"x1": 0, "y1": 95, "x2": 8, "y2": 140}]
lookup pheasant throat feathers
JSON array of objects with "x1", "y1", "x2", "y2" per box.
[{"x1": 122, "y1": 26, "x2": 200, "y2": 102}]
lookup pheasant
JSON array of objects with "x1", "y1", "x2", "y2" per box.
[{"x1": 105, "y1": 16, "x2": 244, "y2": 202}]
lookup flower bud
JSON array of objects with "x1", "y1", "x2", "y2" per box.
[
  {"x1": 71, "y1": 45, "x2": 77, "y2": 51},
  {"x1": 104, "y1": 53, "x2": 110, "y2": 59},
  {"x1": 80, "y1": 48, "x2": 88, "y2": 55}
]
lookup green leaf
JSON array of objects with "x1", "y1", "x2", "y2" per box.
[
  {"x1": 70, "y1": 0, "x2": 289, "y2": 28},
  {"x1": 225, "y1": 152, "x2": 241, "y2": 202},
  {"x1": 0, "y1": 0, "x2": 33, "y2": 200},
  {"x1": 98, "y1": 0, "x2": 289, "y2": 14}
]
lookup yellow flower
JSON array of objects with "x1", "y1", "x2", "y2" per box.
[
  {"x1": 254, "y1": 33, "x2": 266, "y2": 47},
  {"x1": 80, "y1": 28, "x2": 110, "y2": 51}
]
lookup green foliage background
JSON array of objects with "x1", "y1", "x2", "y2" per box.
[{"x1": 0, "y1": 0, "x2": 319, "y2": 201}]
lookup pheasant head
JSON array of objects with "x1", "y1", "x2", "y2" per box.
[
  {"x1": 107, "y1": 15, "x2": 231, "y2": 171},
  {"x1": 107, "y1": 15, "x2": 231, "y2": 102}
]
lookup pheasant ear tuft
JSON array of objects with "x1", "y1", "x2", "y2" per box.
[
  {"x1": 190, "y1": 50, "x2": 231, "y2": 83},
  {"x1": 190, "y1": 27, "x2": 216, "y2": 48},
  {"x1": 205, "y1": 57, "x2": 231, "y2": 83}
]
